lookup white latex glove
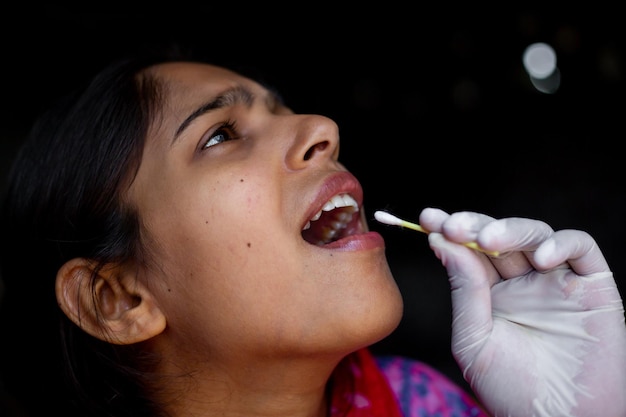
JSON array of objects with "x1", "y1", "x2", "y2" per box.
[{"x1": 419, "y1": 207, "x2": 626, "y2": 417}]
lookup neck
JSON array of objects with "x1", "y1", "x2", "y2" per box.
[{"x1": 153, "y1": 353, "x2": 344, "y2": 417}]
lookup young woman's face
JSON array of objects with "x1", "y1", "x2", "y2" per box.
[{"x1": 128, "y1": 62, "x2": 403, "y2": 363}]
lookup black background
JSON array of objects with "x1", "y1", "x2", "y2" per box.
[{"x1": 1, "y1": 7, "x2": 625, "y2": 402}]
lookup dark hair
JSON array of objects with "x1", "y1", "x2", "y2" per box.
[{"x1": 0, "y1": 46, "x2": 192, "y2": 417}]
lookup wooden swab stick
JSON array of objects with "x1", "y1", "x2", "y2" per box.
[{"x1": 374, "y1": 210, "x2": 500, "y2": 257}]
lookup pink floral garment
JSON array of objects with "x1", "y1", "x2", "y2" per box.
[
  {"x1": 375, "y1": 355, "x2": 488, "y2": 417},
  {"x1": 329, "y1": 349, "x2": 488, "y2": 417}
]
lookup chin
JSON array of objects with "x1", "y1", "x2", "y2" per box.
[
  {"x1": 369, "y1": 295, "x2": 404, "y2": 344},
  {"x1": 348, "y1": 283, "x2": 405, "y2": 350}
]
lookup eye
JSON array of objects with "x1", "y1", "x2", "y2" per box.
[{"x1": 201, "y1": 120, "x2": 240, "y2": 151}]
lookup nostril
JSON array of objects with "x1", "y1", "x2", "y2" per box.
[{"x1": 303, "y1": 141, "x2": 329, "y2": 161}]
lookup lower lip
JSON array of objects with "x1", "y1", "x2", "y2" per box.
[{"x1": 321, "y1": 231, "x2": 386, "y2": 251}]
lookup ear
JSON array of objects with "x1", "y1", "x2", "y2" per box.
[{"x1": 55, "y1": 258, "x2": 166, "y2": 345}]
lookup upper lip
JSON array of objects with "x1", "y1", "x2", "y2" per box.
[{"x1": 303, "y1": 171, "x2": 363, "y2": 226}]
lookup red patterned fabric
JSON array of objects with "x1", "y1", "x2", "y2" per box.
[{"x1": 329, "y1": 348, "x2": 404, "y2": 417}]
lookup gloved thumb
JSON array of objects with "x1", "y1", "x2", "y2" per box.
[{"x1": 427, "y1": 232, "x2": 499, "y2": 369}]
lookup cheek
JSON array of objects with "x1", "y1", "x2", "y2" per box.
[
  {"x1": 147, "y1": 174, "x2": 276, "y2": 283},
  {"x1": 136, "y1": 164, "x2": 287, "y2": 312},
  {"x1": 164, "y1": 179, "x2": 264, "y2": 254}
]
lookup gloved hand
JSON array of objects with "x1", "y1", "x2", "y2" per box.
[{"x1": 419, "y1": 207, "x2": 626, "y2": 417}]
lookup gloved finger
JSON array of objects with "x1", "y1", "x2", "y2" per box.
[
  {"x1": 533, "y1": 229, "x2": 610, "y2": 274},
  {"x1": 474, "y1": 216, "x2": 555, "y2": 255},
  {"x1": 418, "y1": 207, "x2": 451, "y2": 233},
  {"x1": 420, "y1": 208, "x2": 499, "y2": 237},
  {"x1": 467, "y1": 216, "x2": 555, "y2": 279},
  {"x1": 427, "y1": 232, "x2": 500, "y2": 353},
  {"x1": 423, "y1": 210, "x2": 539, "y2": 279}
]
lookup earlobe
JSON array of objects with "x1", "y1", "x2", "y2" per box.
[{"x1": 55, "y1": 258, "x2": 166, "y2": 344}]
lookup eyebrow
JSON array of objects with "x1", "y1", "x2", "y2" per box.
[{"x1": 172, "y1": 85, "x2": 255, "y2": 144}]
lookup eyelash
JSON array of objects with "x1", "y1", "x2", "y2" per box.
[{"x1": 201, "y1": 120, "x2": 241, "y2": 151}]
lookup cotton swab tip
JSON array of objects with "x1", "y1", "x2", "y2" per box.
[
  {"x1": 374, "y1": 210, "x2": 428, "y2": 233},
  {"x1": 374, "y1": 210, "x2": 403, "y2": 226}
]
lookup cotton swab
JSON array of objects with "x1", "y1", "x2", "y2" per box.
[
  {"x1": 374, "y1": 210, "x2": 428, "y2": 233},
  {"x1": 374, "y1": 210, "x2": 500, "y2": 257}
]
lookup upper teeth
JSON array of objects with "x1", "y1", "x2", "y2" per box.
[{"x1": 303, "y1": 194, "x2": 358, "y2": 231}]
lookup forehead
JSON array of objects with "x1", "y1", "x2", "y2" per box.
[
  {"x1": 141, "y1": 62, "x2": 262, "y2": 140},
  {"x1": 147, "y1": 61, "x2": 255, "y2": 98}
]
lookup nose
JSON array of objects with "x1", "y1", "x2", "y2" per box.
[{"x1": 285, "y1": 114, "x2": 340, "y2": 170}]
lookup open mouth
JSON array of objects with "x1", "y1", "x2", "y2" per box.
[{"x1": 301, "y1": 194, "x2": 360, "y2": 246}]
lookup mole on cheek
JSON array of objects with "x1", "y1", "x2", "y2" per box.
[{"x1": 247, "y1": 242, "x2": 251, "y2": 248}]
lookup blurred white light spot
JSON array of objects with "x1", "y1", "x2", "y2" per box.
[
  {"x1": 523, "y1": 42, "x2": 556, "y2": 78},
  {"x1": 523, "y1": 42, "x2": 560, "y2": 93}
]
